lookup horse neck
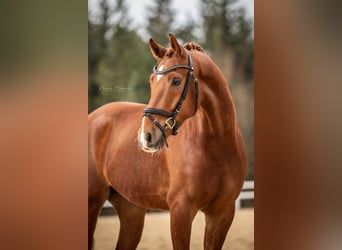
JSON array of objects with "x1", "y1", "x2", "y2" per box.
[{"x1": 190, "y1": 57, "x2": 237, "y2": 142}]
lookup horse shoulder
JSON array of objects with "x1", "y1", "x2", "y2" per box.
[{"x1": 88, "y1": 102, "x2": 145, "y2": 175}]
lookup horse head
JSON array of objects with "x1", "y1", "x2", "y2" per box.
[{"x1": 138, "y1": 34, "x2": 199, "y2": 153}]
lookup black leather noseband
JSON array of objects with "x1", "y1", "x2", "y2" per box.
[{"x1": 143, "y1": 52, "x2": 199, "y2": 147}]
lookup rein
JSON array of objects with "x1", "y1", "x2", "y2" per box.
[{"x1": 143, "y1": 52, "x2": 199, "y2": 147}]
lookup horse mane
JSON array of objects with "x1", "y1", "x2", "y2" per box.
[
  {"x1": 183, "y1": 42, "x2": 205, "y2": 53},
  {"x1": 162, "y1": 42, "x2": 204, "y2": 59}
]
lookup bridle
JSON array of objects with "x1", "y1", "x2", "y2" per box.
[{"x1": 143, "y1": 52, "x2": 199, "y2": 147}]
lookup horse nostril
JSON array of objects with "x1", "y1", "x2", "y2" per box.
[{"x1": 144, "y1": 132, "x2": 152, "y2": 143}]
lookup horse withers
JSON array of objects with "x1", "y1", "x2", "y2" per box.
[{"x1": 88, "y1": 33, "x2": 247, "y2": 250}]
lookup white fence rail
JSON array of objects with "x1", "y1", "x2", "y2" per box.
[
  {"x1": 103, "y1": 180, "x2": 254, "y2": 209},
  {"x1": 103, "y1": 200, "x2": 112, "y2": 208},
  {"x1": 236, "y1": 180, "x2": 254, "y2": 209}
]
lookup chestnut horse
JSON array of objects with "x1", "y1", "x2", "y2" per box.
[{"x1": 88, "y1": 34, "x2": 246, "y2": 250}]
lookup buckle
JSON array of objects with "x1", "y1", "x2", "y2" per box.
[{"x1": 165, "y1": 117, "x2": 176, "y2": 129}]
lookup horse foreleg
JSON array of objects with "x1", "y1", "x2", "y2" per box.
[
  {"x1": 109, "y1": 194, "x2": 146, "y2": 250},
  {"x1": 88, "y1": 160, "x2": 109, "y2": 250},
  {"x1": 203, "y1": 204, "x2": 235, "y2": 250},
  {"x1": 169, "y1": 199, "x2": 197, "y2": 250},
  {"x1": 88, "y1": 183, "x2": 108, "y2": 250}
]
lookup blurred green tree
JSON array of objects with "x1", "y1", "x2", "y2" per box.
[
  {"x1": 174, "y1": 18, "x2": 199, "y2": 43},
  {"x1": 201, "y1": 0, "x2": 253, "y2": 82},
  {"x1": 146, "y1": 0, "x2": 174, "y2": 45},
  {"x1": 89, "y1": 0, "x2": 154, "y2": 112},
  {"x1": 201, "y1": 0, "x2": 237, "y2": 50},
  {"x1": 88, "y1": 18, "x2": 101, "y2": 113}
]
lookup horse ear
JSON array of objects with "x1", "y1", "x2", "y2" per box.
[
  {"x1": 149, "y1": 38, "x2": 166, "y2": 60},
  {"x1": 169, "y1": 33, "x2": 185, "y2": 57}
]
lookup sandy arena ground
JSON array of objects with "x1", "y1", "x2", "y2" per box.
[{"x1": 94, "y1": 208, "x2": 253, "y2": 250}]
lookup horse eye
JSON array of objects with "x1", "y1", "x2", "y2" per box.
[{"x1": 171, "y1": 78, "x2": 181, "y2": 86}]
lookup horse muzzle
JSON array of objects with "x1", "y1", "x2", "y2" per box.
[{"x1": 138, "y1": 128, "x2": 165, "y2": 153}]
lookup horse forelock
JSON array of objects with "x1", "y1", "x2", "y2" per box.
[{"x1": 183, "y1": 42, "x2": 205, "y2": 53}]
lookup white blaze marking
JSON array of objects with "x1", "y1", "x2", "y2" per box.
[
  {"x1": 140, "y1": 117, "x2": 146, "y2": 146},
  {"x1": 156, "y1": 65, "x2": 164, "y2": 81},
  {"x1": 139, "y1": 117, "x2": 158, "y2": 152}
]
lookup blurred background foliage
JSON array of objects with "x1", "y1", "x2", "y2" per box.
[{"x1": 88, "y1": 0, "x2": 254, "y2": 179}]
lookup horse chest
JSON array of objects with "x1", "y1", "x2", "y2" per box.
[{"x1": 104, "y1": 148, "x2": 171, "y2": 209}]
